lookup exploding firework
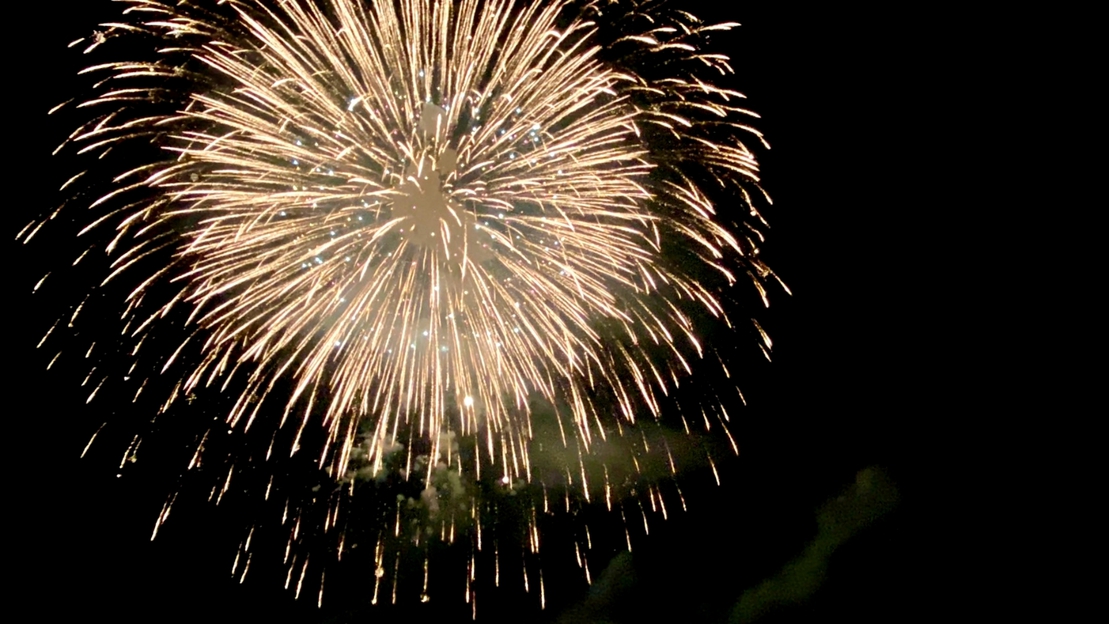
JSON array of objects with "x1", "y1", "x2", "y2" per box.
[{"x1": 24, "y1": 0, "x2": 784, "y2": 611}]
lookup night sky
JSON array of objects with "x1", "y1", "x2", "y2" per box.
[{"x1": 12, "y1": 2, "x2": 928, "y2": 622}]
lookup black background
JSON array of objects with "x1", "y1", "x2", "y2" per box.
[{"x1": 11, "y1": 2, "x2": 934, "y2": 622}]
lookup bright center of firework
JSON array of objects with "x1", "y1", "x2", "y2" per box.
[
  {"x1": 396, "y1": 156, "x2": 453, "y2": 245},
  {"x1": 392, "y1": 103, "x2": 491, "y2": 268}
]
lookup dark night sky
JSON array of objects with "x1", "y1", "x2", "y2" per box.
[{"x1": 11, "y1": 2, "x2": 934, "y2": 622}]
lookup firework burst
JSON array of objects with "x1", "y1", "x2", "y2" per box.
[{"x1": 25, "y1": 0, "x2": 783, "y2": 610}]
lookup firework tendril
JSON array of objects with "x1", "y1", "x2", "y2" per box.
[{"x1": 26, "y1": 0, "x2": 785, "y2": 610}]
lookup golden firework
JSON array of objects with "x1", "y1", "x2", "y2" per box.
[{"x1": 27, "y1": 0, "x2": 783, "y2": 608}]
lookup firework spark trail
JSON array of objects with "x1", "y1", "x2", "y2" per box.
[{"x1": 30, "y1": 0, "x2": 783, "y2": 606}]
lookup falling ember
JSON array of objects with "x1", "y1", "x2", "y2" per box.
[{"x1": 32, "y1": 0, "x2": 783, "y2": 611}]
